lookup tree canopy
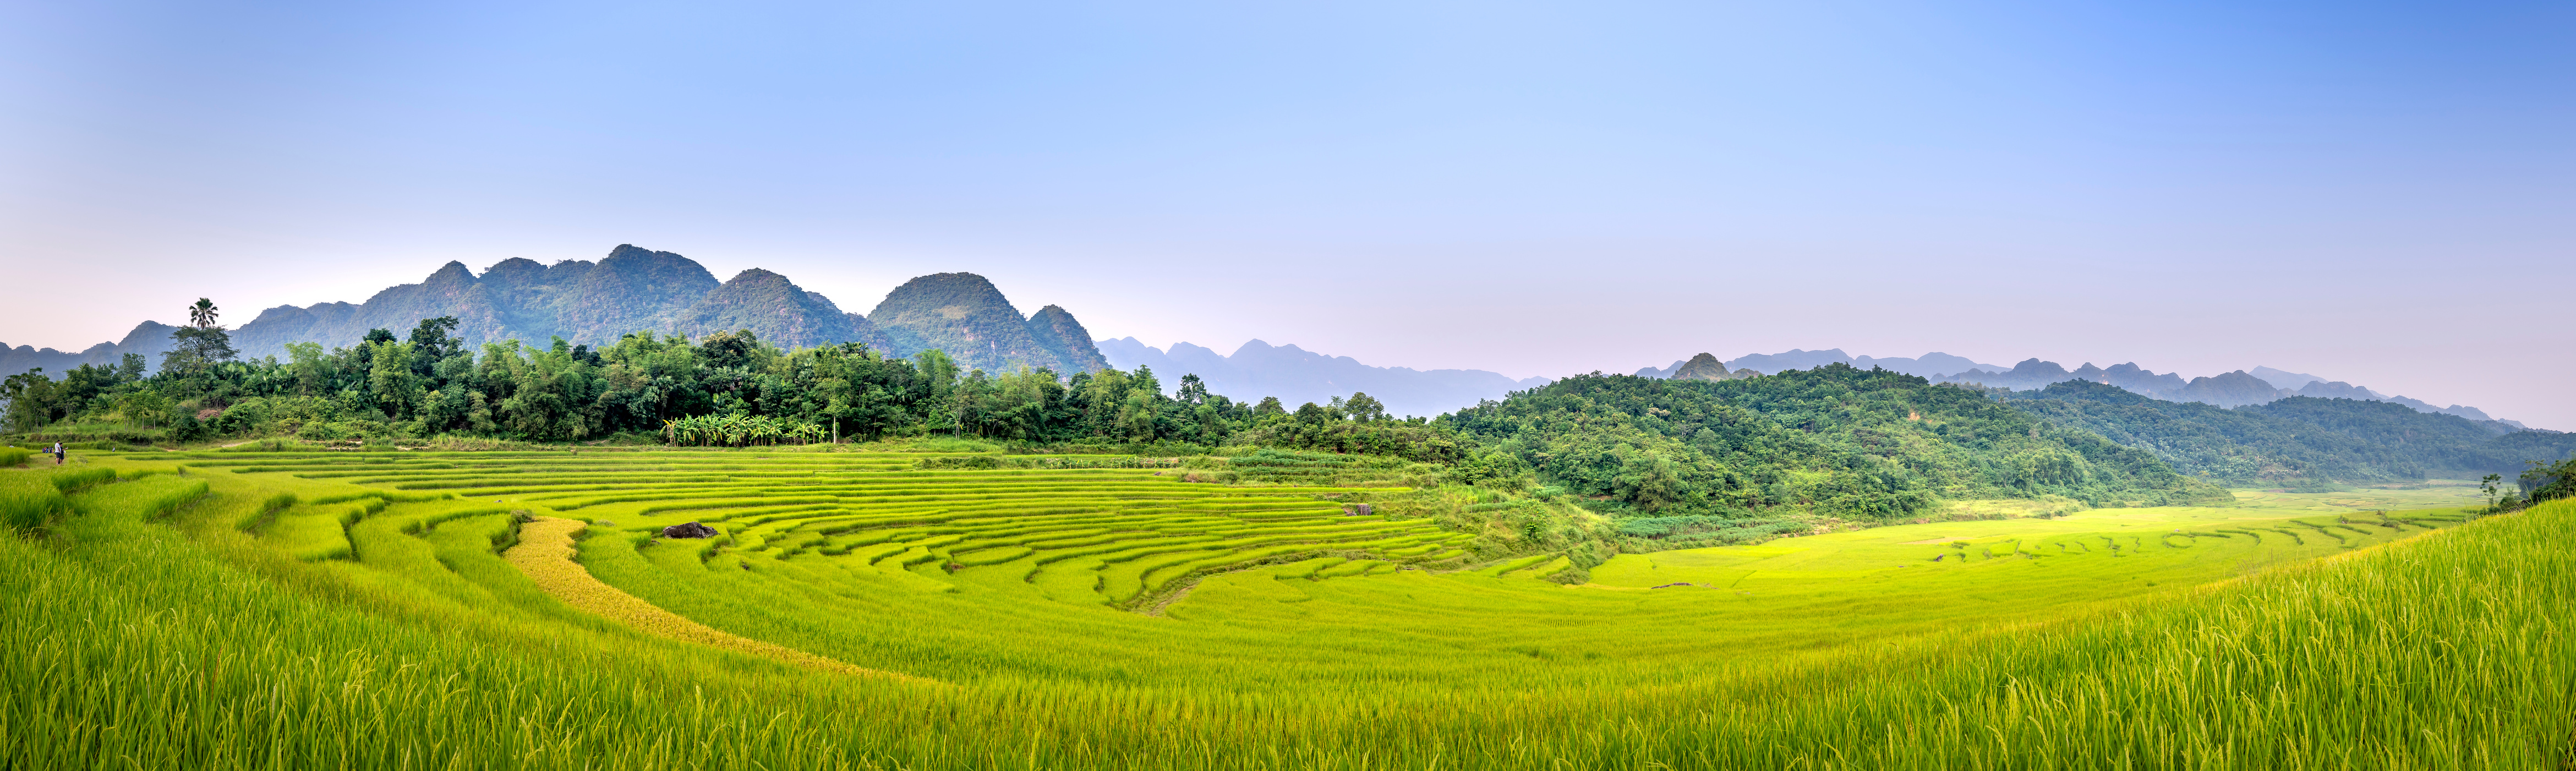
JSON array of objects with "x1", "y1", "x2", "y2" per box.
[{"x1": 1436, "y1": 365, "x2": 2224, "y2": 521}]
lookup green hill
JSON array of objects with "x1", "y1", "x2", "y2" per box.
[
  {"x1": 867, "y1": 272, "x2": 1105, "y2": 374},
  {"x1": 2001, "y1": 380, "x2": 2576, "y2": 485},
  {"x1": 673, "y1": 268, "x2": 889, "y2": 351},
  {"x1": 1667, "y1": 352, "x2": 1747, "y2": 381},
  {"x1": 1437, "y1": 365, "x2": 2225, "y2": 521},
  {"x1": 1023, "y1": 304, "x2": 1109, "y2": 373}
]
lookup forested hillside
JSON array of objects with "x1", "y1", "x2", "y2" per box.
[
  {"x1": 868, "y1": 273, "x2": 1106, "y2": 375},
  {"x1": 2003, "y1": 381, "x2": 2576, "y2": 485},
  {"x1": 1437, "y1": 365, "x2": 2225, "y2": 522}
]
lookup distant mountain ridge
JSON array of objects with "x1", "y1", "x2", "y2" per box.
[
  {"x1": 1634, "y1": 349, "x2": 2003, "y2": 379},
  {"x1": 1096, "y1": 338, "x2": 1552, "y2": 419},
  {"x1": 0, "y1": 322, "x2": 182, "y2": 379},
  {"x1": 2, "y1": 244, "x2": 1108, "y2": 378},
  {"x1": 1633, "y1": 348, "x2": 2531, "y2": 430}
]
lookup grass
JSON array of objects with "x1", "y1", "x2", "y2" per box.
[
  {"x1": 48, "y1": 467, "x2": 116, "y2": 494},
  {"x1": 0, "y1": 472, "x2": 69, "y2": 532},
  {"x1": 0, "y1": 450, "x2": 2564, "y2": 769}
]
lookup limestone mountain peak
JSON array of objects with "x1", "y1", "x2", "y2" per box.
[
  {"x1": 869, "y1": 272, "x2": 1105, "y2": 374},
  {"x1": 9, "y1": 245, "x2": 1106, "y2": 379}
]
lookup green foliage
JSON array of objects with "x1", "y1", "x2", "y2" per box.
[
  {"x1": 1223, "y1": 448, "x2": 1359, "y2": 483},
  {"x1": 1234, "y1": 411, "x2": 1466, "y2": 464},
  {"x1": 2285, "y1": 476, "x2": 2352, "y2": 494},
  {"x1": 8, "y1": 313, "x2": 1476, "y2": 472},
  {"x1": 912, "y1": 455, "x2": 1002, "y2": 469},
  {"x1": 0, "y1": 447, "x2": 28, "y2": 467},
  {"x1": 2006, "y1": 381, "x2": 2576, "y2": 483},
  {"x1": 1440, "y1": 366, "x2": 2217, "y2": 521},
  {"x1": 2524, "y1": 456, "x2": 2576, "y2": 504},
  {"x1": 168, "y1": 412, "x2": 211, "y2": 443},
  {"x1": 1612, "y1": 514, "x2": 1807, "y2": 540},
  {"x1": 161, "y1": 325, "x2": 239, "y2": 376},
  {"x1": 660, "y1": 414, "x2": 825, "y2": 447}
]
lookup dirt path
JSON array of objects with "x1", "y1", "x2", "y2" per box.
[{"x1": 505, "y1": 516, "x2": 918, "y2": 681}]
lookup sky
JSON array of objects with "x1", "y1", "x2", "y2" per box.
[{"x1": 2, "y1": 1, "x2": 2570, "y2": 427}]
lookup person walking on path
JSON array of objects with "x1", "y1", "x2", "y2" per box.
[{"x1": 49, "y1": 442, "x2": 64, "y2": 465}]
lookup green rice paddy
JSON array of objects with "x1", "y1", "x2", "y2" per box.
[{"x1": 3, "y1": 449, "x2": 2566, "y2": 769}]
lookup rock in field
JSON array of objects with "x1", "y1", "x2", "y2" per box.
[{"x1": 662, "y1": 522, "x2": 719, "y2": 539}]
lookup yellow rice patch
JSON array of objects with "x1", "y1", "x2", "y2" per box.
[{"x1": 506, "y1": 516, "x2": 916, "y2": 681}]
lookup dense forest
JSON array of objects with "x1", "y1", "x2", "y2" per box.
[
  {"x1": 2000, "y1": 381, "x2": 2576, "y2": 486},
  {"x1": 1436, "y1": 365, "x2": 2228, "y2": 524}
]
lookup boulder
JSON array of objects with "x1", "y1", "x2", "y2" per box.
[{"x1": 661, "y1": 522, "x2": 719, "y2": 539}]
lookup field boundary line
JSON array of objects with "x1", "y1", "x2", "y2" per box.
[{"x1": 505, "y1": 516, "x2": 926, "y2": 682}]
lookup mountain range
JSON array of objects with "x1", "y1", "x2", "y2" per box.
[
  {"x1": 1095, "y1": 338, "x2": 1552, "y2": 419},
  {"x1": 1635, "y1": 349, "x2": 2006, "y2": 379},
  {"x1": 0, "y1": 244, "x2": 1109, "y2": 378},
  {"x1": 1637, "y1": 348, "x2": 2527, "y2": 430}
]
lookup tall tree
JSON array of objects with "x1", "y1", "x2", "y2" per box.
[
  {"x1": 162, "y1": 326, "x2": 238, "y2": 376},
  {"x1": 188, "y1": 298, "x2": 220, "y2": 329},
  {"x1": 1346, "y1": 392, "x2": 1388, "y2": 423},
  {"x1": 408, "y1": 316, "x2": 463, "y2": 360},
  {"x1": 1175, "y1": 374, "x2": 1210, "y2": 406}
]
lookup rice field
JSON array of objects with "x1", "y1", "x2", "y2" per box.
[{"x1": 1, "y1": 447, "x2": 2566, "y2": 769}]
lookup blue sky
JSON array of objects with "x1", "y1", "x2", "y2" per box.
[{"x1": 3, "y1": 1, "x2": 2570, "y2": 426}]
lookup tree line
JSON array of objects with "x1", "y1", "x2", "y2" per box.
[{"x1": 1, "y1": 306, "x2": 1461, "y2": 463}]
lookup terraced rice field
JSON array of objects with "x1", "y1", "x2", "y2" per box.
[
  {"x1": 165, "y1": 448, "x2": 2470, "y2": 687},
  {"x1": 195, "y1": 450, "x2": 1466, "y2": 610},
  {"x1": 8, "y1": 449, "x2": 2564, "y2": 769}
]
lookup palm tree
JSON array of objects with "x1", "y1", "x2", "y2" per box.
[{"x1": 188, "y1": 298, "x2": 219, "y2": 329}]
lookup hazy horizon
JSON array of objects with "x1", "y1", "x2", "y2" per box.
[{"x1": 4, "y1": 2, "x2": 2570, "y2": 426}]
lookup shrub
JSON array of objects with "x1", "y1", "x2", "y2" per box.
[
  {"x1": 167, "y1": 413, "x2": 211, "y2": 444},
  {"x1": 916, "y1": 456, "x2": 1003, "y2": 471},
  {"x1": 661, "y1": 414, "x2": 825, "y2": 446}
]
